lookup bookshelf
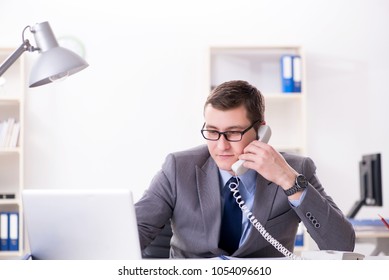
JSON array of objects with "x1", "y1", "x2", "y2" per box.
[
  {"x1": 209, "y1": 46, "x2": 306, "y2": 155},
  {"x1": 0, "y1": 47, "x2": 24, "y2": 258},
  {"x1": 209, "y1": 45, "x2": 309, "y2": 252}
]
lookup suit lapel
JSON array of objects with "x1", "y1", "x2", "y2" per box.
[
  {"x1": 234, "y1": 175, "x2": 279, "y2": 255},
  {"x1": 195, "y1": 157, "x2": 224, "y2": 254}
]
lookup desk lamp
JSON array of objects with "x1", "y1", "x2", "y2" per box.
[{"x1": 0, "y1": 21, "x2": 88, "y2": 87}]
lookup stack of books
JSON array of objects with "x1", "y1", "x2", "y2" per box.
[{"x1": 0, "y1": 118, "x2": 20, "y2": 148}]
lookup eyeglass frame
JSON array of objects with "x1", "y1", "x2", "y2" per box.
[{"x1": 200, "y1": 120, "x2": 261, "y2": 142}]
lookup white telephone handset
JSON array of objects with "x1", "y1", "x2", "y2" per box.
[{"x1": 231, "y1": 125, "x2": 272, "y2": 176}]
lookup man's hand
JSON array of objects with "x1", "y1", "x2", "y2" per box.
[{"x1": 238, "y1": 140, "x2": 298, "y2": 191}]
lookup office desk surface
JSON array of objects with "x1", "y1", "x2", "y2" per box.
[
  {"x1": 354, "y1": 228, "x2": 389, "y2": 256},
  {"x1": 356, "y1": 230, "x2": 389, "y2": 238}
]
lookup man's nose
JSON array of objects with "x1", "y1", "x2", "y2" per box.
[{"x1": 216, "y1": 134, "x2": 231, "y2": 149}]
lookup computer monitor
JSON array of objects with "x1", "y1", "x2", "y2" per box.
[{"x1": 347, "y1": 153, "x2": 383, "y2": 218}]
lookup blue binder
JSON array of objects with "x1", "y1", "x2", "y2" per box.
[
  {"x1": 8, "y1": 212, "x2": 19, "y2": 251},
  {"x1": 280, "y1": 55, "x2": 294, "y2": 93},
  {"x1": 294, "y1": 232, "x2": 304, "y2": 246},
  {"x1": 0, "y1": 212, "x2": 9, "y2": 251},
  {"x1": 292, "y1": 55, "x2": 302, "y2": 92}
]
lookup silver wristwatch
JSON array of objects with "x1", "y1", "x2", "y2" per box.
[{"x1": 284, "y1": 174, "x2": 308, "y2": 196}]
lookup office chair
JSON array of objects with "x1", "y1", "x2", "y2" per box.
[{"x1": 142, "y1": 221, "x2": 172, "y2": 258}]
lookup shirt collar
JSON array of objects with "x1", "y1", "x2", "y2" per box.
[{"x1": 219, "y1": 168, "x2": 257, "y2": 195}]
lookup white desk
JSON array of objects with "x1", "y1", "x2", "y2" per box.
[{"x1": 355, "y1": 229, "x2": 389, "y2": 256}]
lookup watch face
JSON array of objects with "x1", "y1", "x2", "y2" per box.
[
  {"x1": 285, "y1": 174, "x2": 308, "y2": 196},
  {"x1": 297, "y1": 175, "x2": 308, "y2": 188}
]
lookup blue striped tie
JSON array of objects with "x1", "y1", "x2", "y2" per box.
[{"x1": 218, "y1": 177, "x2": 242, "y2": 254}]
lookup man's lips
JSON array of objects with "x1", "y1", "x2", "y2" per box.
[{"x1": 217, "y1": 154, "x2": 234, "y2": 160}]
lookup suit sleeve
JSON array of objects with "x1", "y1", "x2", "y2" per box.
[
  {"x1": 134, "y1": 153, "x2": 177, "y2": 249},
  {"x1": 292, "y1": 157, "x2": 356, "y2": 251}
]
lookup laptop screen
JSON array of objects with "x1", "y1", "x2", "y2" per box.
[{"x1": 22, "y1": 188, "x2": 141, "y2": 260}]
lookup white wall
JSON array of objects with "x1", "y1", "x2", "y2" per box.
[{"x1": 1, "y1": 0, "x2": 388, "y2": 218}]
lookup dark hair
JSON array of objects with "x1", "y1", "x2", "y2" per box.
[{"x1": 204, "y1": 80, "x2": 265, "y2": 130}]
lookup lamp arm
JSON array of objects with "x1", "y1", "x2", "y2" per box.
[{"x1": 0, "y1": 39, "x2": 35, "y2": 77}]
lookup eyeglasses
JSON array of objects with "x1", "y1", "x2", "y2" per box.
[{"x1": 201, "y1": 120, "x2": 260, "y2": 142}]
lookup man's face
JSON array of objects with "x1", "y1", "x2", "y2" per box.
[{"x1": 203, "y1": 104, "x2": 257, "y2": 174}]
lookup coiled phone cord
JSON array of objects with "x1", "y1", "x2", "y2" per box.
[{"x1": 229, "y1": 178, "x2": 302, "y2": 260}]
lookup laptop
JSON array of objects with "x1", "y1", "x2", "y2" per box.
[{"x1": 22, "y1": 188, "x2": 142, "y2": 260}]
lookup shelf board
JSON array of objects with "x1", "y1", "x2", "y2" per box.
[
  {"x1": 0, "y1": 251, "x2": 24, "y2": 259},
  {"x1": 0, "y1": 97, "x2": 21, "y2": 105},
  {"x1": 273, "y1": 145, "x2": 305, "y2": 153},
  {"x1": 263, "y1": 93, "x2": 303, "y2": 99},
  {"x1": 0, "y1": 199, "x2": 20, "y2": 205},
  {"x1": 210, "y1": 45, "x2": 302, "y2": 54},
  {"x1": 0, "y1": 148, "x2": 21, "y2": 154}
]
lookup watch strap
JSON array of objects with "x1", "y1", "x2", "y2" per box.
[{"x1": 284, "y1": 174, "x2": 307, "y2": 196}]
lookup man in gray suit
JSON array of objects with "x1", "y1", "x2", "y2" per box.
[{"x1": 135, "y1": 80, "x2": 355, "y2": 258}]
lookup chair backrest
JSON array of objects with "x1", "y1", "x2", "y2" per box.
[{"x1": 142, "y1": 221, "x2": 172, "y2": 258}]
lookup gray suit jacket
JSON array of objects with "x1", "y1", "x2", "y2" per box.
[{"x1": 135, "y1": 145, "x2": 355, "y2": 258}]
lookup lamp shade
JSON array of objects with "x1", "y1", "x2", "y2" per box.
[
  {"x1": 29, "y1": 46, "x2": 88, "y2": 87},
  {"x1": 28, "y1": 22, "x2": 88, "y2": 87}
]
